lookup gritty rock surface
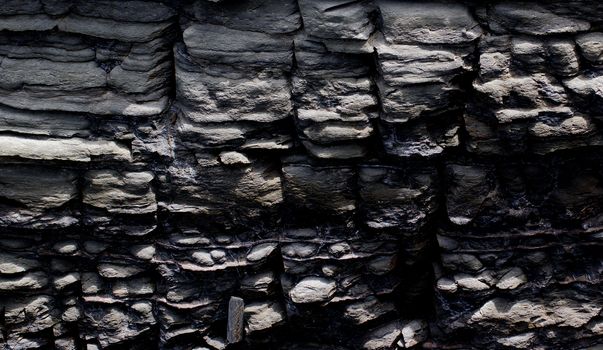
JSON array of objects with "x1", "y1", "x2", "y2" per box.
[
  {"x1": 0, "y1": 1, "x2": 601, "y2": 349},
  {"x1": 289, "y1": 276, "x2": 337, "y2": 304}
]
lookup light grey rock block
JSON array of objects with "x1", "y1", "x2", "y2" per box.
[
  {"x1": 362, "y1": 320, "x2": 402, "y2": 350},
  {"x1": 0, "y1": 135, "x2": 131, "y2": 162},
  {"x1": 244, "y1": 301, "x2": 286, "y2": 333},
  {"x1": 97, "y1": 263, "x2": 145, "y2": 279},
  {"x1": 576, "y1": 32, "x2": 603, "y2": 65},
  {"x1": 487, "y1": 3, "x2": 591, "y2": 36},
  {"x1": 83, "y1": 170, "x2": 156, "y2": 214},
  {"x1": 377, "y1": 1, "x2": 482, "y2": 44},
  {"x1": 0, "y1": 87, "x2": 170, "y2": 116},
  {"x1": 0, "y1": 271, "x2": 48, "y2": 291},
  {"x1": 343, "y1": 297, "x2": 396, "y2": 325},
  {"x1": 398, "y1": 320, "x2": 428, "y2": 349},
  {"x1": 0, "y1": 252, "x2": 39, "y2": 275},
  {"x1": 289, "y1": 276, "x2": 337, "y2": 304},
  {"x1": 298, "y1": 0, "x2": 375, "y2": 40},
  {"x1": 469, "y1": 294, "x2": 602, "y2": 328}
]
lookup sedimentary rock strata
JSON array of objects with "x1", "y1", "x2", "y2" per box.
[{"x1": 0, "y1": 1, "x2": 601, "y2": 349}]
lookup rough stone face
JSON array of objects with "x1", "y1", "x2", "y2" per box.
[
  {"x1": 167, "y1": 155, "x2": 283, "y2": 227},
  {"x1": 374, "y1": 1, "x2": 477, "y2": 158},
  {"x1": 289, "y1": 276, "x2": 337, "y2": 304},
  {"x1": 359, "y1": 165, "x2": 438, "y2": 231},
  {"x1": 469, "y1": 295, "x2": 602, "y2": 328},
  {"x1": 377, "y1": 1, "x2": 482, "y2": 44},
  {"x1": 243, "y1": 301, "x2": 286, "y2": 333},
  {"x1": 175, "y1": 48, "x2": 293, "y2": 150},
  {"x1": 282, "y1": 162, "x2": 356, "y2": 218},
  {"x1": 0, "y1": 13, "x2": 173, "y2": 116},
  {"x1": 0, "y1": 272, "x2": 48, "y2": 291},
  {"x1": 576, "y1": 32, "x2": 603, "y2": 65},
  {"x1": 183, "y1": 24, "x2": 293, "y2": 69},
  {"x1": 487, "y1": 3, "x2": 591, "y2": 36},
  {"x1": 0, "y1": 1, "x2": 602, "y2": 349},
  {"x1": 0, "y1": 164, "x2": 78, "y2": 228},
  {"x1": 0, "y1": 135, "x2": 132, "y2": 162},
  {"x1": 83, "y1": 171, "x2": 157, "y2": 214},
  {"x1": 298, "y1": 0, "x2": 375, "y2": 41},
  {"x1": 0, "y1": 252, "x2": 39, "y2": 274},
  {"x1": 445, "y1": 164, "x2": 494, "y2": 225},
  {"x1": 362, "y1": 320, "x2": 402, "y2": 350},
  {"x1": 398, "y1": 320, "x2": 428, "y2": 349},
  {"x1": 189, "y1": 0, "x2": 300, "y2": 34}
]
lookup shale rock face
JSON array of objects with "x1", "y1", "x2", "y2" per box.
[{"x1": 0, "y1": 1, "x2": 602, "y2": 349}]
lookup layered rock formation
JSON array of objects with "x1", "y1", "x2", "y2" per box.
[{"x1": 0, "y1": 1, "x2": 601, "y2": 349}]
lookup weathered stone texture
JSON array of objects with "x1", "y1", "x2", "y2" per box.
[{"x1": 0, "y1": 1, "x2": 602, "y2": 349}]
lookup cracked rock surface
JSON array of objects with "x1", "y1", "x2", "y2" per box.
[{"x1": 0, "y1": 1, "x2": 602, "y2": 349}]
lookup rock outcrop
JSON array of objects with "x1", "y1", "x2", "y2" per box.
[{"x1": 0, "y1": 1, "x2": 601, "y2": 349}]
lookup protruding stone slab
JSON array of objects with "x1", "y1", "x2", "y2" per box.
[
  {"x1": 227, "y1": 296, "x2": 245, "y2": 344},
  {"x1": 377, "y1": 1, "x2": 482, "y2": 44},
  {"x1": 0, "y1": 165, "x2": 77, "y2": 210},
  {"x1": 289, "y1": 276, "x2": 337, "y2": 304},
  {"x1": 83, "y1": 171, "x2": 156, "y2": 214},
  {"x1": 298, "y1": 0, "x2": 375, "y2": 40},
  {"x1": 244, "y1": 301, "x2": 286, "y2": 333},
  {"x1": 182, "y1": 24, "x2": 293, "y2": 69},
  {"x1": 0, "y1": 135, "x2": 132, "y2": 162},
  {"x1": 487, "y1": 3, "x2": 591, "y2": 36}
]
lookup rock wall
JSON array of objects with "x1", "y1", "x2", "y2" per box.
[{"x1": 0, "y1": 1, "x2": 602, "y2": 349}]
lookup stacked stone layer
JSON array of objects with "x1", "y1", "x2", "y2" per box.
[{"x1": 0, "y1": 1, "x2": 602, "y2": 349}]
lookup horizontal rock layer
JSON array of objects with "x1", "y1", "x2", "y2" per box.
[{"x1": 0, "y1": 1, "x2": 601, "y2": 349}]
